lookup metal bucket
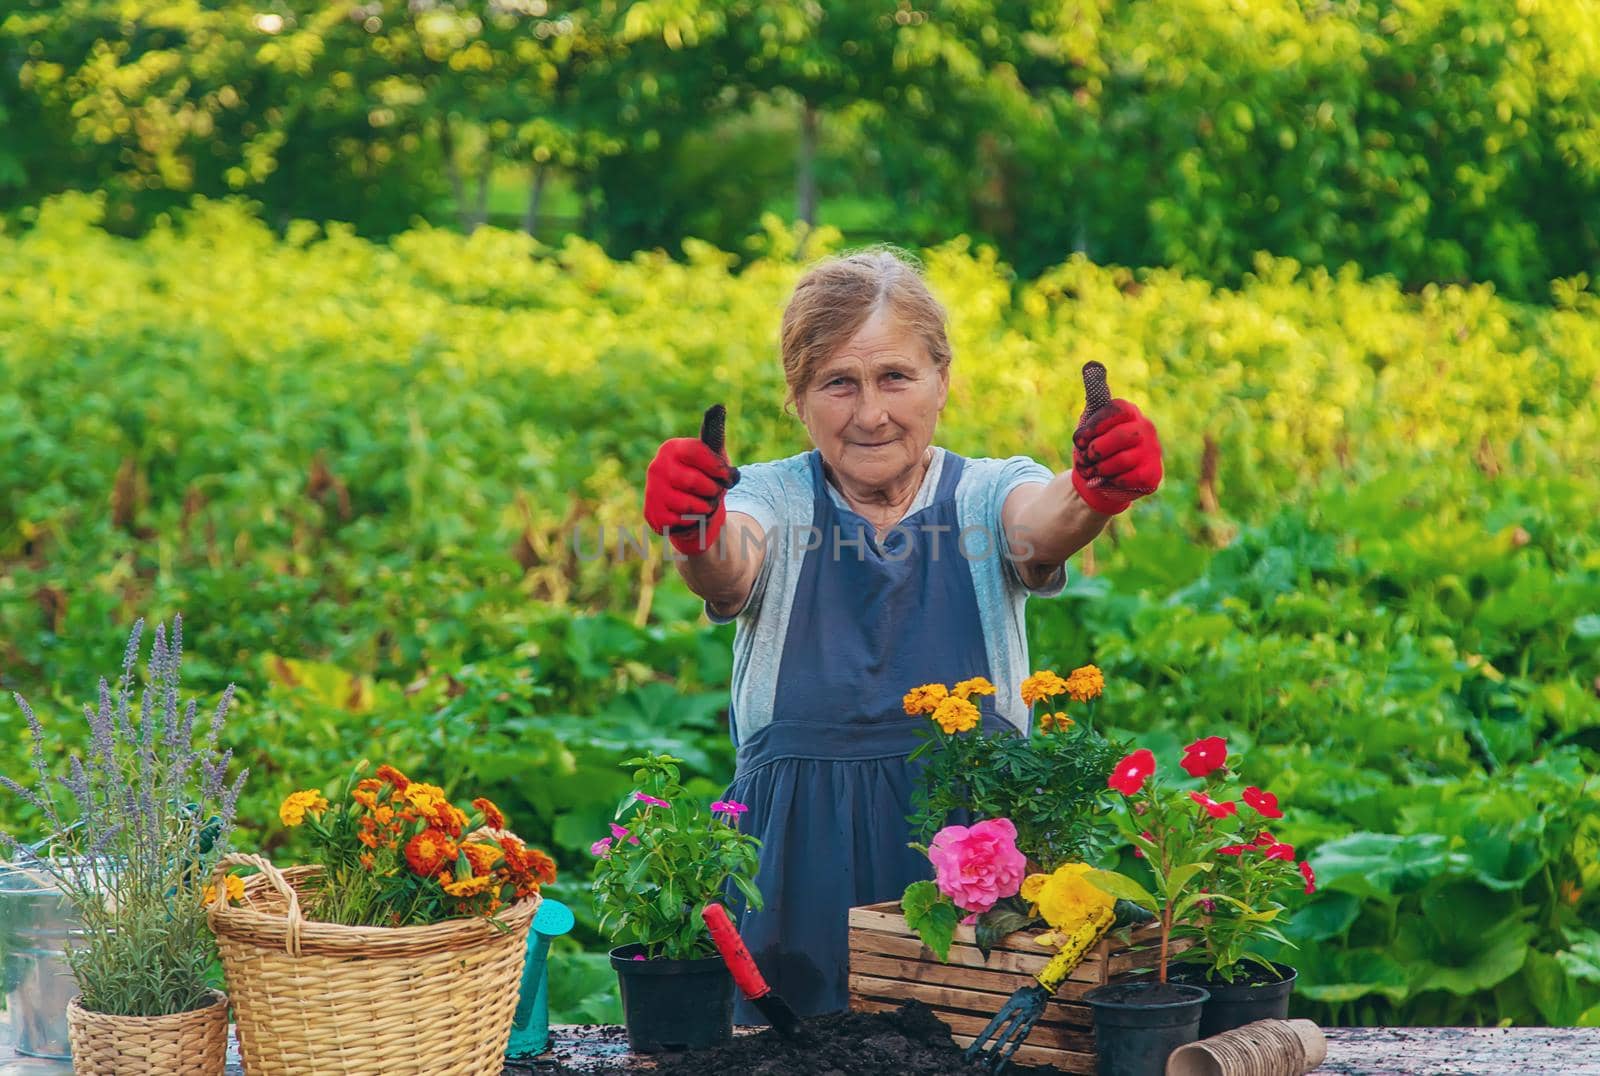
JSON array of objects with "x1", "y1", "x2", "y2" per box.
[{"x1": 0, "y1": 864, "x2": 79, "y2": 1061}]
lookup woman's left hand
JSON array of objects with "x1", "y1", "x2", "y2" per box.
[{"x1": 1070, "y1": 363, "x2": 1163, "y2": 516}]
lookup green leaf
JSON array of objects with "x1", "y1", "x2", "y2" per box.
[
  {"x1": 1086, "y1": 869, "x2": 1157, "y2": 911},
  {"x1": 902, "y1": 881, "x2": 959, "y2": 963},
  {"x1": 974, "y1": 898, "x2": 1042, "y2": 959},
  {"x1": 1163, "y1": 862, "x2": 1213, "y2": 900}
]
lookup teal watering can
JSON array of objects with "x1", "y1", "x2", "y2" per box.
[{"x1": 505, "y1": 898, "x2": 574, "y2": 1060}]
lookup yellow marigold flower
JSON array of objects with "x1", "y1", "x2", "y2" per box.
[
  {"x1": 278, "y1": 789, "x2": 329, "y2": 828},
  {"x1": 1028, "y1": 863, "x2": 1114, "y2": 931},
  {"x1": 1020, "y1": 671, "x2": 1068, "y2": 707},
  {"x1": 1039, "y1": 711, "x2": 1074, "y2": 733},
  {"x1": 443, "y1": 873, "x2": 492, "y2": 898},
  {"x1": 902, "y1": 683, "x2": 949, "y2": 716},
  {"x1": 1064, "y1": 664, "x2": 1105, "y2": 703},
  {"x1": 403, "y1": 782, "x2": 447, "y2": 811},
  {"x1": 952, "y1": 676, "x2": 997, "y2": 700},
  {"x1": 930, "y1": 695, "x2": 981, "y2": 735},
  {"x1": 461, "y1": 842, "x2": 503, "y2": 876},
  {"x1": 202, "y1": 874, "x2": 246, "y2": 905}
]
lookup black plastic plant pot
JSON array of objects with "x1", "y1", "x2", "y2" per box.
[
  {"x1": 1084, "y1": 981, "x2": 1209, "y2": 1076},
  {"x1": 610, "y1": 944, "x2": 735, "y2": 1053},
  {"x1": 1172, "y1": 962, "x2": 1298, "y2": 1038}
]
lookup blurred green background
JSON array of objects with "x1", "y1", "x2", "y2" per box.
[{"x1": 2, "y1": 0, "x2": 1598, "y2": 1030}]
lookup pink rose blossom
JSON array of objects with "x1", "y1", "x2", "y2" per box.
[{"x1": 927, "y1": 818, "x2": 1027, "y2": 915}]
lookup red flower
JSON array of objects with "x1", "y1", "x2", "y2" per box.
[
  {"x1": 1217, "y1": 844, "x2": 1249, "y2": 856},
  {"x1": 1189, "y1": 791, "x2": 1238, "y2": 819},
  {"x1": 1242, "y1": 786, "x2": 1283, "y2": 819},
  {"x1": 1180, "y1": 736, "x2": 1228, "y2": 778},
  {"x1": 1263, "y1": 842, "x2": 1296, "y2": 861},
  {"x1": 1299, "y1": 860, "x2": 1316, "y2": 894},
  {"x1": 1108, "y1": 749, "x2": 1157, "y2": 795},
  {"x1": 1253, "y1": 831, "x2": 1276, "y2": 848}
]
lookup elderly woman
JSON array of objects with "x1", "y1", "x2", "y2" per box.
[{"x1": 642, "y1": 251, "x2": 1163, "y2": 1020}]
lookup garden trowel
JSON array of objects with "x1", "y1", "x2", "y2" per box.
[{"x1": 701, "y1": 902, "x2": 805, "y2": 1040}]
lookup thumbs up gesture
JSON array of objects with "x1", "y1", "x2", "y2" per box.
[
  {"x1": 644, "y1": 404, "x2": 741, "y2": 555},
  {"x1": 1071, "y1": 363, "x2": 1162, "y2": 516}
]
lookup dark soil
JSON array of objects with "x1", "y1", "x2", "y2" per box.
[{"x1": 515, "y1": 1002, "x2": 1064, "y2": 1075}]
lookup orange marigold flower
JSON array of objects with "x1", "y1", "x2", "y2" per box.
[
  {"x1": 404, "y1": 828, "x2": 453, "y2": 877},
  {"x1": 375, "y1": 764, "x2": 410, "y2": 790},
  {"x1": 524, "y1": 847, "x2": 558, "y2": 886},
  {"x1": 1020, "y1": 670, "x2": 1068, "y2": 707},
  {"x1": 952, "y1": 676, "x2": 997, "y2": 700},
  {"x1": 433, "y1": 801, "x2": 468, "y2": 837},
  {"x1": 1064, "y1": 664, "x2": 1105, "y2": 703},
  {"x1": 202, "y1": 874, "x2": 246, "y2": 905},
  {"x1": 473, "y1": 797, "x2": 506, "y2": 830},
  {"x1": 373, "y1": 805, "x2": 395, "y2": 826},
  {"x1": 930, "y1": 695, "x2": 981, "y2": 735},
  {"x1": 357, "y1": 829, "x2": 380, "y2": 849},
  {"x1": 902, "y1": 683, "x2": 948, "y2": 716},
  {"x1": 358, "y1": 852, "x2": 376, "y2": 871},
  {"x1": 278, "y1": 789, "x2": 329, "y2": 828},
  {"x1": 1039, "y1": 711, "x2": 1075, "y2": 733},
  {"x1": 352, "y1": 780, "x2": 381, "y2": 811},
  {"x1": 462, "y1": 842, "x2": 503, "y2": 876}
]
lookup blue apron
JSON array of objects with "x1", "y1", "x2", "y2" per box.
[{"x1": 724, "y1": 448, "x2": 1008, "y2": 1020}]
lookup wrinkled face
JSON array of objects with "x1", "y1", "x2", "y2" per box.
[{"x1": 796, "y1": 309, "x2": 949, "y2": 493}]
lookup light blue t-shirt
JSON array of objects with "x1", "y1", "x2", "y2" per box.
[{"x1": 707, "y1": 447, "x2": 1067, "y2": 745}]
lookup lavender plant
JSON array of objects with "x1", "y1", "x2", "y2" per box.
[{"x1": 0, "y1": 616, "x2": 247, "y2": 1017}]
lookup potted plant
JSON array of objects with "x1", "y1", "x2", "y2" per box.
[
  {"x1": 1160, "y1": 742, "x2": 1312, "y2": 1035},
  {"x1": 207, "y1": 761, "x2": 556, "y2": 1073},
  {"x1": 1083, "y1": 735, "x2": 1301, "y2": 1075},
  {"x1": 898, "y1": 668, "x2": 1126, "y2": 957},
  {"x1": 0, "y1": 617, "x2": 244, "y2": 1076},
  {"x1": 590, "y1": 752, "x2": 763, "y2": 1052}
]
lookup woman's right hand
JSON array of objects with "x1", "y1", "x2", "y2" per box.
[{"x1": 644, "y1": 406, "x2": 739, "y2": 555}]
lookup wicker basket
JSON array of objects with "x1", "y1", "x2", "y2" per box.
[
  {"x1": 207, "y1": 851, "x2": 538, "y2": 1076},
  {"x1": 66, "y1": 989, "x2": 229, "y2": 1076}
]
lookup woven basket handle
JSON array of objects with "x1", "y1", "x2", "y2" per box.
[{"x1": 209, "y1": 851, "x2": 306, "y2": 958}]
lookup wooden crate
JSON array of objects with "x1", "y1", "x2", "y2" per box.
[{"x1": 848, "y1": 901, "x2": 1192, "y2": 1073}]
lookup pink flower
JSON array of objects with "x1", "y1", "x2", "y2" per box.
[
  {"x1": 1108, "y1": 749, "x2": 1157, "y2": 795},
  {"x1": 590, "y1": 838, "x2": 613, "y2": 857},
  {"x1": 1300, "y1": 860, "x2": 1316, "y2": 894},
  {"x1": 632, "y1": 955, "x2": 646, "y2": 961},
  {"x1": 610, "y1": 823, "x2": 640, "y2": 845},
  {"x1": 1180, "y1": 736, "x2": 1228, "y2": 778},
  {"x1": 927, "y1": 818, "x2": 1027, "y2": 915},
  {"x1": 633, "y1": 793, "x2": 671, "y2": 809},
  {"x1": 711, "y1": 800, "x2": 749, "y2": 817},
  {"x1": 1190, "y1": 791, "x2": 1238, "y2": 819},
  {"x1": 1242, "y1": 786, "x2": 1283, "y2": 819}
]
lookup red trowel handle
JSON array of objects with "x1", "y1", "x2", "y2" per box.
[{"x1": 702, "y1": 902, "x2": 770, "y2": 1001}]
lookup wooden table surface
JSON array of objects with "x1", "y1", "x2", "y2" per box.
[{"x1": 8, "y1": 1024, "x2": 1599, "y2": 1073}]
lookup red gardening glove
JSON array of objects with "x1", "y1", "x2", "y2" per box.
[
  {"x1": 1071, "y1": 362, "x2": 1162, "y2": 516},
  {"x1": 644, "y1": 405, "x2": 740, "y2": 555}
]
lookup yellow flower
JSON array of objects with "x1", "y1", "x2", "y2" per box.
[
  {"x1": 1039, "y1": 711, "x2": 1075, "y2": 733},
  {"x1": 902, "y1": 683, "x2": 949, "y2": 716},
  {"x1": 952, "y1": 677, "x2": 997, "y2": 700},
  {"x1": 1024, "y1": 863, "x2": 1114, "y2": 931},
  {"x1": 278, "y1": 789, "x2": 329, "y2": 828},
  {"x1": 202, "y1": 874, "x2": 246, "y2": 905},
  {"x1": 1020, "y1": 671, "x2": 1068, "y2": 707},
  {"x1": 443, "y1": 873, "x2": 493, "y2": 898},
  {"x1": 930, "y1": 695, "x2": 981, "y2": 735},
  {"x1": 1064, "y1": 664, "x2": 1105, "y2": 703}
]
